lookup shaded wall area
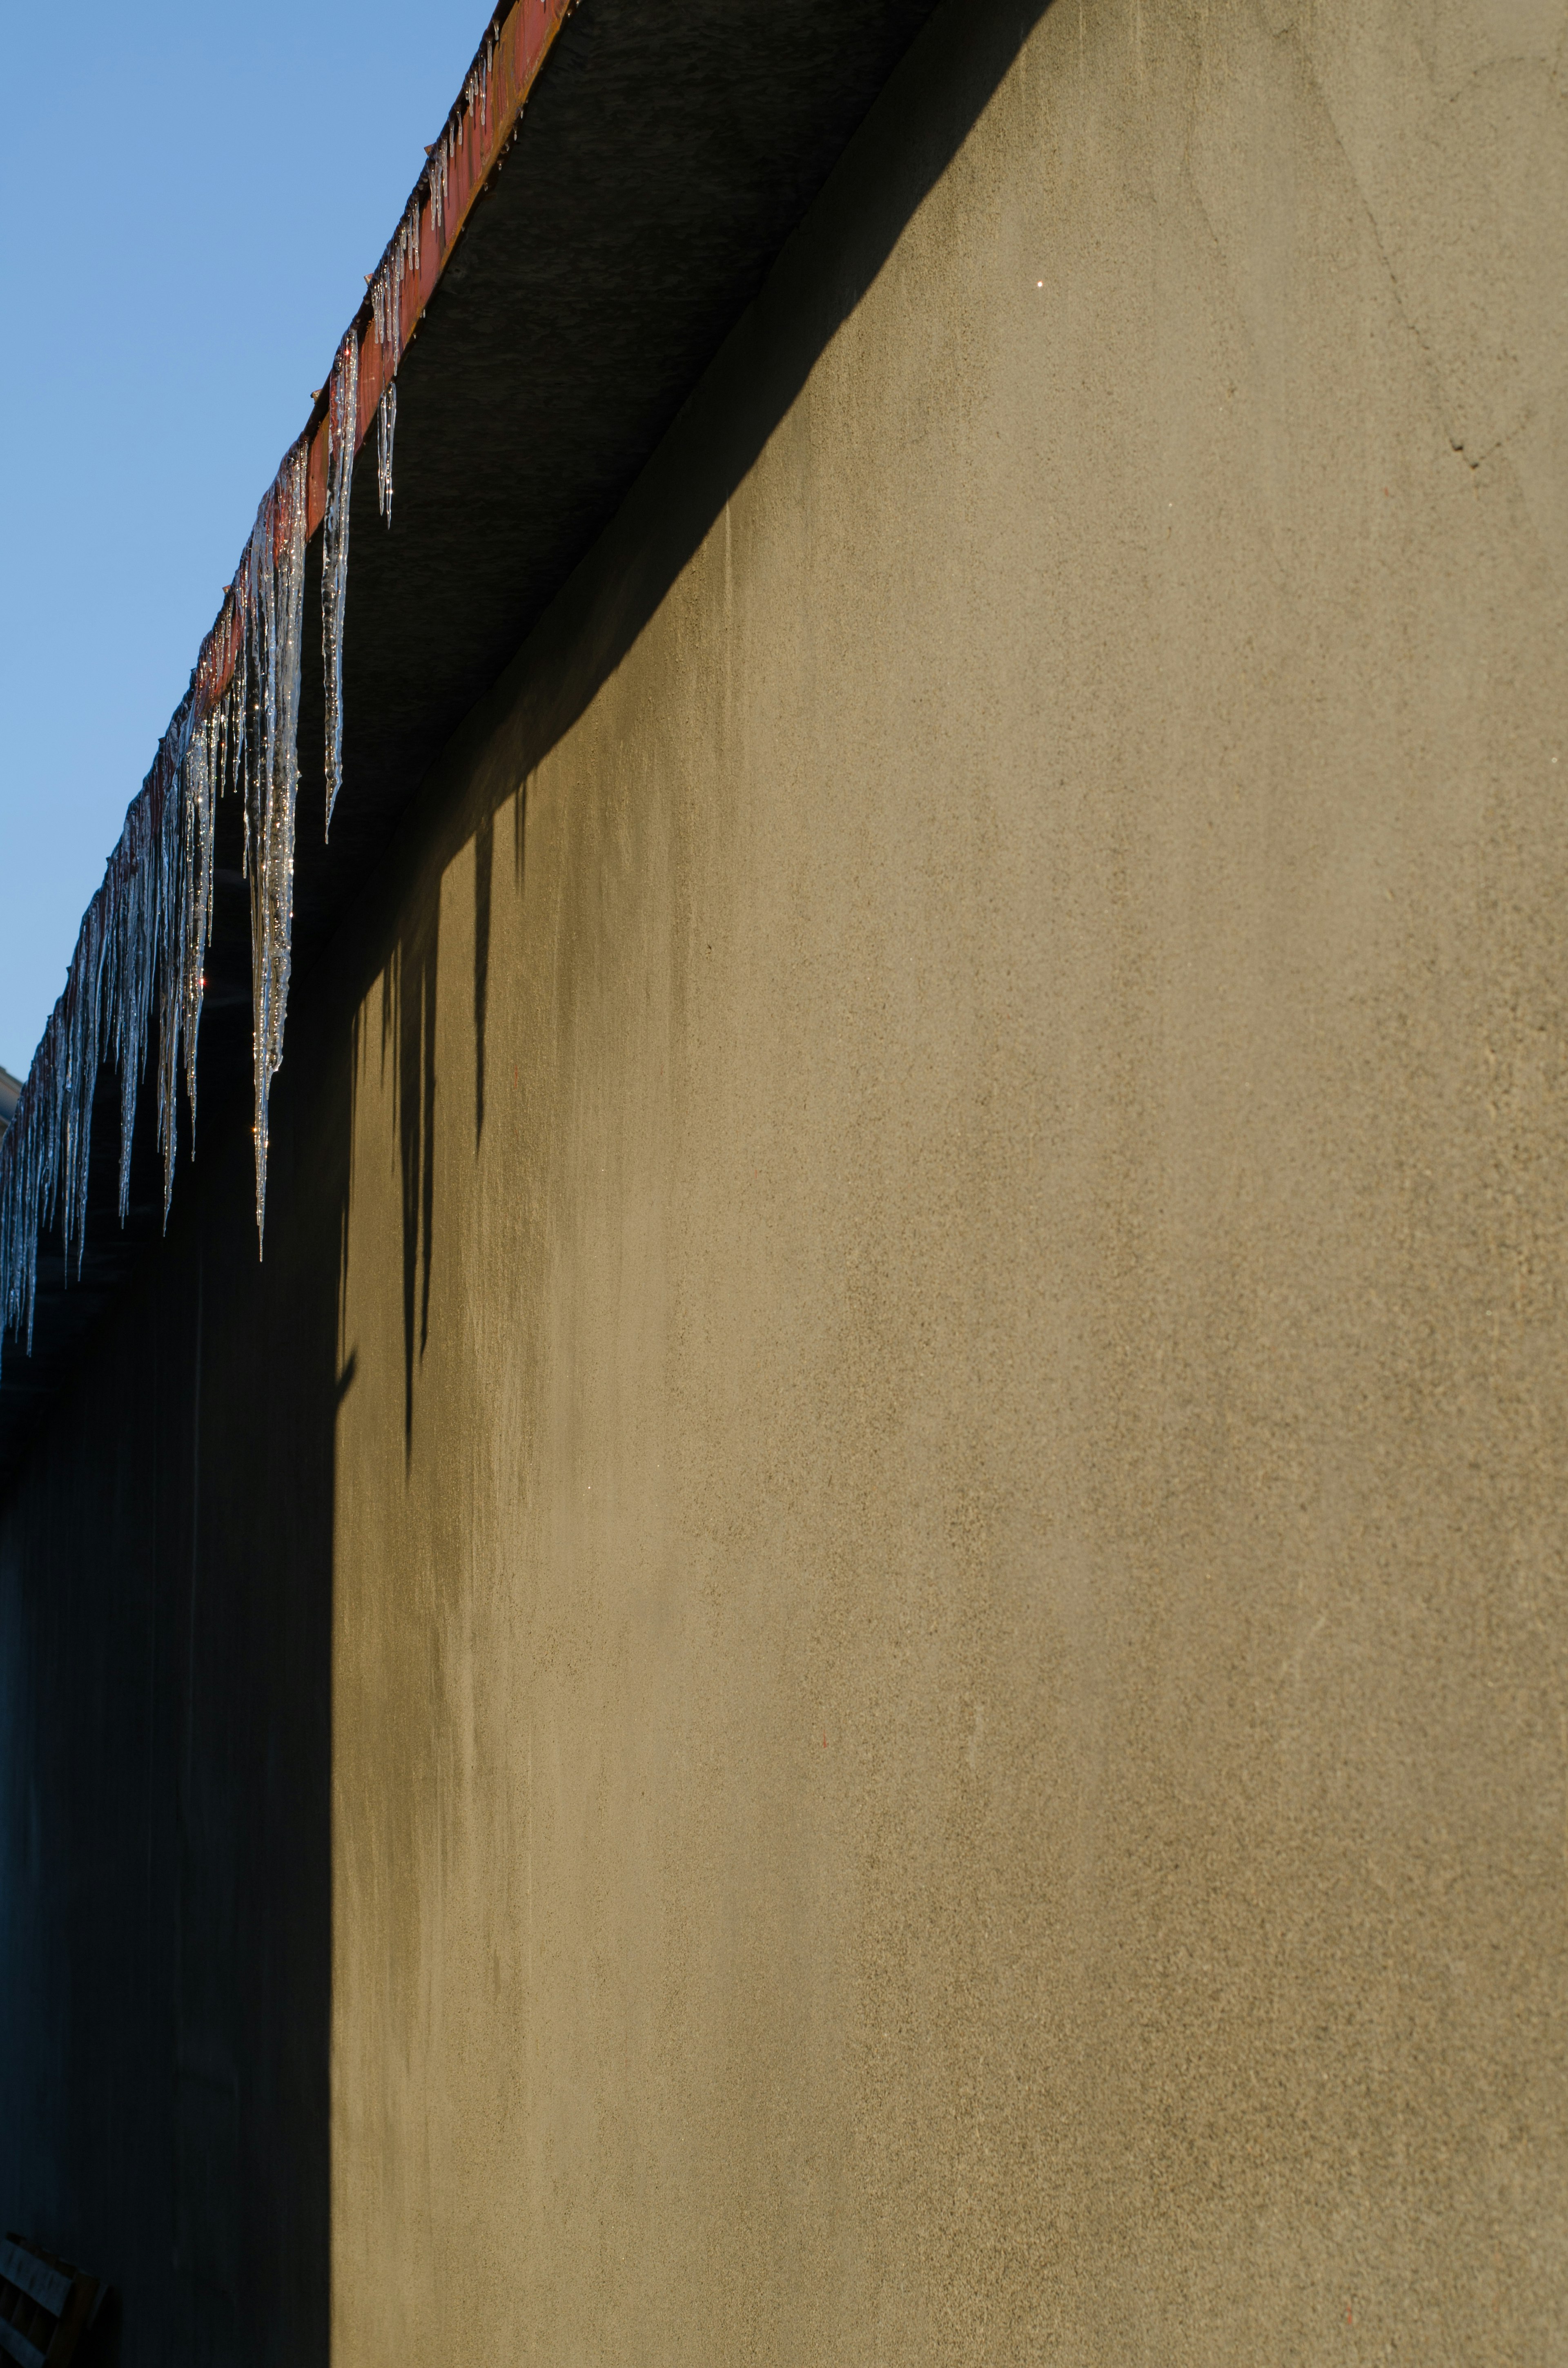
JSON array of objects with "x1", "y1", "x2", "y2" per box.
[{"x1": 0, "y1": 1030, "x2": 343, "y2": 2366}]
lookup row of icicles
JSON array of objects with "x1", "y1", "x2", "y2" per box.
[{"x1": 0, "y1": 20, "x2": 505, "y2": 1375}]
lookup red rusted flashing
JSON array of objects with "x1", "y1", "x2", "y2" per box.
[
  {"x1": 314, "y1": 0, "x2": 573, "y2": 526},
  {"x1": 207, "y1": 0, "x2": 572, "y2": 713}
]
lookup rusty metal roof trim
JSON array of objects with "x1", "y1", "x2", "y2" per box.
[
  {"x1": 0, "y1": 0, "x2": 572, "y2": 1371},
  {"x1": 314, "y1": 0, "x2": 575, "y2": 539},
  {"x1": 0, "y1": 0, "x2": 966, "y2": 1435},
  {"x1": 227, "y1": 0, "x2": 577, "y2": 682}
]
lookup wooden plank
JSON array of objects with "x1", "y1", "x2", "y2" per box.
[
  {"x1": 0, "y1": 2314, "x2": 48, "y2": 2368},
  {"x1": 0, "y1": 2247, "x2": 68, "y2": 2320}
]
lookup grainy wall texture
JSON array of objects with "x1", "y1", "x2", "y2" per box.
[{"x1": 5, "y1": 0, "x2": 1568, "y2": 2361}]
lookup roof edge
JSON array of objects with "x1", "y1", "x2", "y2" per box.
[{"x1": 0, "y1": 0, "x2": 573, "y2": 1368}]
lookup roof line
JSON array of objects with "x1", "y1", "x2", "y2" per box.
[
  {"x1": 0, "y1": 0, "x2": 575, "y2": 1362},
  {"x1": 214, "y1": 0, "x2": 575, "y2": 663},
  {"x1": 303, "y1": 0, "x2": 574, "y2": 541}
]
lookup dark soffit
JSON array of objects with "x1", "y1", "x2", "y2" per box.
[{"x1": 0, "y1": 0, "x2": 951, "y2": 1477}]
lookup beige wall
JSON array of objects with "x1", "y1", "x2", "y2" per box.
[{"x1": 329, "y1": 0, "x2": 1568, "y2": 2358}]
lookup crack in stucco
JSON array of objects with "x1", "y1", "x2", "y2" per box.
[
  {"x1": 1169, "y1": 0, "x2": 1568, "y2": 594},
  {"x1": 1449, "y1": 424, "x2": 1518, "y2": 475},
  {"x1": 1261, "y1": 4, "x2": 1562, "y2": 505},
  {"x1": 1280, "y1": 19, "x2": 1462, "y2": 446}
]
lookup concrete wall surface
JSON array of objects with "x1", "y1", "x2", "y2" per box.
[{"x1": 4, "y1": 0, "x2": 1568, "y2": 2360}]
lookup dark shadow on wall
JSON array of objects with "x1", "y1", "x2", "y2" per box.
[
  {"x1": 370, "y1": 0, "x2": 1054, "y2": 1435},
  {"x1": 0, "y1": 0, "x2": 1047, "y2": 2358},
  {"x1": 0, "y1": 995, "x2": 341, "y2": 2368},
  {"x1": 379, "y1": 899, "x2": 441, "y2": 1456},
  {"x1": 473, "y1": 809, "x2": 494, "y2": 1149}
]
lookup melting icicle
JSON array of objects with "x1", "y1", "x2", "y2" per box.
[
  {"x1": 0, "y1": 430, "x2": 312, "y2": 1346},
  {"x1": 181, "y1": 631, "x2": 228, "y2": 1144},
  {"x1": 241, "y1": 443, "x2": 309, "y2": 1250},
  {"x1": 154, "y1": 691, "x2": 197, "y2": 1221},
  {"x1": 323, "y1": 331, "x2": 358, "y2": 834},
  {"x1": 113, "y1": 791, "x2": 157, "y2": 1226},
  {"x1": 0, "y1": 631, "x2": 226, "y2": 1367},
  {"x1": 376, "y1": 383, "x2": 397, "y2": 524},
  {"x1": 367, "y1": 203, "x2": 415, "y2": 528},
  {"x1": 59, "y1": 893, "x2": 107, "y2": 1278},
  {"x1": 0, "y1": 7, "x2": 530, "y2": 1361}
]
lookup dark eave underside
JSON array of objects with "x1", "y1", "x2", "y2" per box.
[{"x1": 0, "y1": 0, "x2": 950, "y2": 1480}]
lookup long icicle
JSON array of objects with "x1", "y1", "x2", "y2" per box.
[
  {"x1": 0, "y1": 0, "x2": 537, "y2": 1367},
  {"x1": 0, "y1": 431, "x2": 312, "y2": 1366},
  {"x1": 245, "y1": 443, "x2": 309, "y2": 1251},
  {"x1": 323, "y1": 331, "x2": 358, "y2": 836}
]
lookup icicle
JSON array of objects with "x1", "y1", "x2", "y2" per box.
[
  {"x1": 224, "y1": 579, "x2": 248, "y2": 816},
  {"x1": 323, "y1": 331, "x2": 358, "y2": 835},
  {"x1": 0, "y1": 1004, "x2": 63, "y2": 1358},
  {"x1": 367, "y1": 209, "x2": 408, "y2": 529},
  {"x1": 242, "y1": 443, "x2": 309, "y2": 1251},
  {"x1": 0, "y1": 653, "x2": 206, "y2": 1370},
  {"x1": 377, "y1": 382, "x2": 397, "y2": 524},
  {"x1": 114, "y1": 788, "x2": 158, "y2": 1225},
  {"x1": 60, "y1": 890, "x2": 107, "y2": 1275},
  {"x1": 373, "y1": 225, "x2": 404, "y2": 369},
  {"x1": 180, "y1": 653, "x2": 223, "y2": 1145},
  {"x1": 1, "y1": 20, "x2": 490, "y2": 1361},
  {"x1": 154, "y1": 690, "x2": 197, "y2": 1222}
]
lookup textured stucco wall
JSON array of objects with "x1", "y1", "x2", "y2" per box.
[
  {"x1": 2, "y1": 0, "x2": 1565, "y2": 2361},
  {"x1": 327, "y1": 0, "x2": 1568, "y2": 2359}
]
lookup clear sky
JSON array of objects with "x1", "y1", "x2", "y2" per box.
[{"x1": 0, "y1": 2, "x2": 490, "y2": 1082}]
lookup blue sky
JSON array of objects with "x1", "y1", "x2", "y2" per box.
[{"x1": 0, "y1": 2, "x2": 489, "y2": 1080}]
